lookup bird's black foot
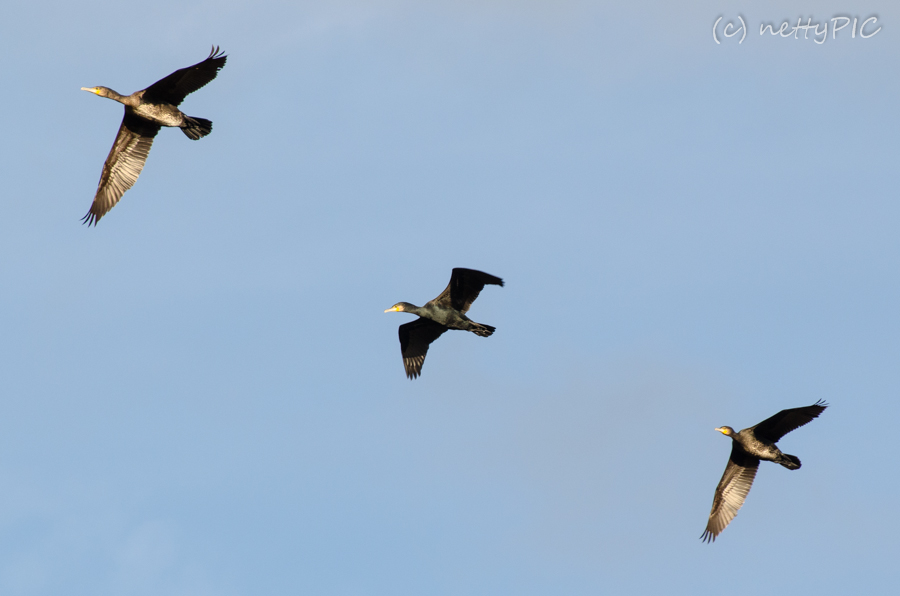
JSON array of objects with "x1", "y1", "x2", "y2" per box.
[{"x1": 470, "y1": 323, "x2": 495, "y2": 337}]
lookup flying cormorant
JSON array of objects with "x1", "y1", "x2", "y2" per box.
[
  {"x1": 80, "y1": 46, "x2": 227, "y2": 225},
  {"x1": 385, "y1": 268, "x2": 503, "y2": 379},
  {"x1": 701, "y1": 400, "x2": 827, "y2": 543}
]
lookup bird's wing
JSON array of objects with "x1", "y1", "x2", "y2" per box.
[
  {"x1": 701, "y1": 445, "x2": 759, "y2": 543},
  {"x1": 751, "y1": 400, "x2": 828, "y2": 443},
  {"x1": 142, "y1": 46, "x2": 227, "y2": 106},
  {"x1": 433, "y1": 268, "x2": 503, "y2": 314},
  {"x1": 398, "y1": 318, "x2": 448, "y2": 379},
  {"x1": 82, "y1": 111, "x2": 160, "y2": 226}
]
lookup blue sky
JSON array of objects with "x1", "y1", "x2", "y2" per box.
[{"x1": 1, "y1": 1, "x2": 898, "y2": 594}]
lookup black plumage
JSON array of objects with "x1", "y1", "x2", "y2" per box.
[
  {"x1": 701, "y1": 400, "x2": 827, "y2": 543},
  {"x1": 385, "y1": 268, "x2": 503, "y2": 379},
  {"x1": 80, "y1": 46, "x2": 227, "y2": 225}
]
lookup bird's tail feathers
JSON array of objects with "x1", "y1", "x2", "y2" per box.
[
  {"x1": 182, "y1": 116, "x2": 212, "y2": 140},
  {"x1": 777, "y1": 453, "x2": 801, "y2": 470},
  {"x1": 470, "y1": 323, "x2": 495, "y2": 337}
]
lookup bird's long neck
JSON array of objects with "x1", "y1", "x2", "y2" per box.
[
  {"x1": 403, "y1": 303, "x2": 424, "y2": 316},
  {"x1": 105, "y1": 88, "x2": 141, "y2": 107},
  {"x1": 106, "y1": 88, "x2": 127, "y2": 103}
]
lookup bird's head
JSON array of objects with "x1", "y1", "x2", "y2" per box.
[
  {"x1": 715, "y1": 426, "x2": 735, "y2": 437},
  {"x1": 81, "y1": 86, "x2": 110, "y2": 97},
  {"x1": 384, "y1": 302, "x2": 412, "y2": 313}
]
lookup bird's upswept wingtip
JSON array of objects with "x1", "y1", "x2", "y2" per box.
[
  {"x1": 208, "y1": 45, "x2": 226, "y2": 60},
  {"x1": 81, "y1": 210, "x2": 99, "y2": 227}
]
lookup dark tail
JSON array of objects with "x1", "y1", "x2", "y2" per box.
[
  {"x1": 777, "y1": 453, "x2": 801, "y2": 470},
  {"x1": 182, "y1": 116, "x2": 213, "y2": 140},
  {"x1": 469, "y1": 323, "x2": 495, "y2": 337}
]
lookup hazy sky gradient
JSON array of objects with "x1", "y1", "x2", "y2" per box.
[{"x1": 1, "y1": 1, "x2": 898, "y2": 594}]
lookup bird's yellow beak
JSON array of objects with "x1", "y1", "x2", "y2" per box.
[
  {"x1": 715, "y1": 427, "x2": 726, "y2": 434},
  {"x1": 384, "y1": 306, "x2": 399, "y2": 313},
  {"x1": 81, "y1": 87, "x2": 99, "y2": 94}
]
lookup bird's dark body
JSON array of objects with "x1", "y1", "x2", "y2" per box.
[
  {"x1": 130, "y1": 98, "x2": 191, "y2": 128},
  {"x1": 127, "y1": 99, "x2": 212, "y2": 140},
  {"x1": 732, "y1": 430, "x2": 800, "y2": 469},
  {"x1": 416, "y1": 302, "x2": 492, "y2": 335}
]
